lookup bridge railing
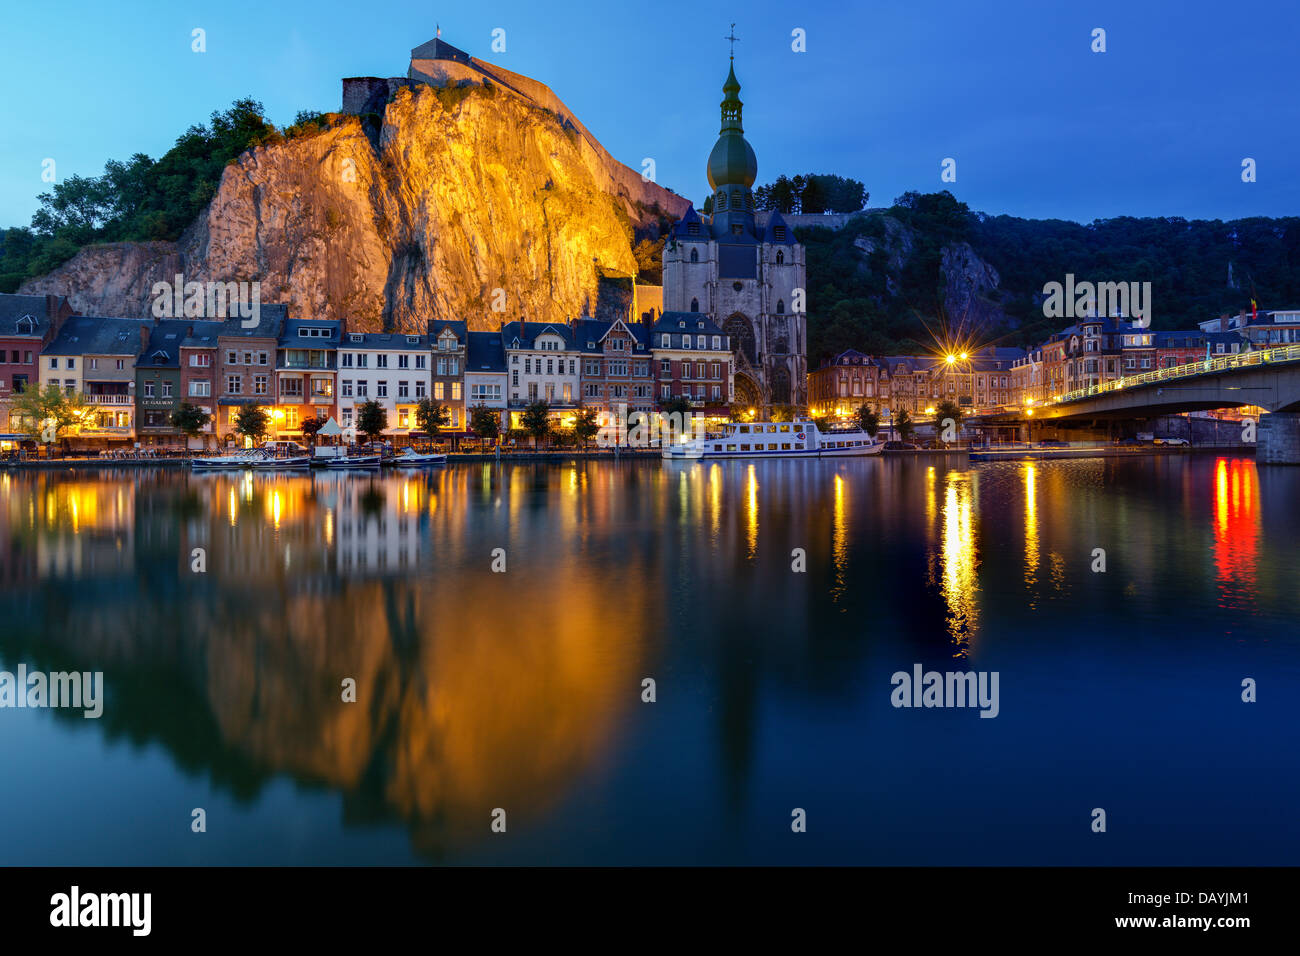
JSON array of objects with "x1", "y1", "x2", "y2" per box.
[{"x1": 1053, "y1": 342, "x2": 1300, "y2": 405}]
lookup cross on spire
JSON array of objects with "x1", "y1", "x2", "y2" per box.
[{"x1": 724, "y1": 23, "x2": 739, "y2": 59}]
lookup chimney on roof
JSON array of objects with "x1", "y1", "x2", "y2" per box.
[{"x1": 140, "y1": 325, "x2": 150, "y2": 351}]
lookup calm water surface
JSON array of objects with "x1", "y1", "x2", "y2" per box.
[{"x1": 0, "y1": 455, "x2": 1297, "y2": 864}]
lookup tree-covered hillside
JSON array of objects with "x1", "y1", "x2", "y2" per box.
[{"x1": 801, "y1": 191, "x2": 1300, "y2": 365}]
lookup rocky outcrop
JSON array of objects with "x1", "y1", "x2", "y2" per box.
[{"x1": 22, "y1": 83, "x2": 687, "y2": 331}]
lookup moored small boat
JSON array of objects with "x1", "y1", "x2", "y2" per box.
[
  {"x1": 191, "y1": 450, "x2": 260, "y2": 470},
  {"x1": 324, "y1": 453, "x2": 383, "y2": 468},
  {"x1": 252, "y1": 454, "x2": 311, "y2": 470},
  {"x1": 390, "y1": 449, "x2": 448, "y2": 467}
]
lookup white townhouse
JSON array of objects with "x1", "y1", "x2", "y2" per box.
[
  {"x1": 336, "y1": 332, "x2": 433, "y2": 439},
  {"x1": 501, "y1": 321, "x2": 580, "y2": 428}
]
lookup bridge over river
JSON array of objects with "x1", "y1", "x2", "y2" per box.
[{"x1": 971, "y1": 343, "x2": 1300, "y2": 463}]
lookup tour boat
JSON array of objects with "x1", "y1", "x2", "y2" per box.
[
  {"x1": 324, "y1": 452, "x2": 383, "y2": 468},
  {"x1": 390, "y1": 449, "x2": 448, "y2": 467},
  {"x1": 661, "y1": 420, "x2": 884, "y2": 460}
]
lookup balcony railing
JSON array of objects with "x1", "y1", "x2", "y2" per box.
[{"x1": 86, "y1": 394, "x2": 132, "y2": 405}]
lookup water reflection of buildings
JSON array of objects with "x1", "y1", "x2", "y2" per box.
[{"x1": 0, "y1": 474, "x2": 136, "y2": 580}]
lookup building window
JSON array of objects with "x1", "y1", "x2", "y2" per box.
[
  {"x1": 162, "y1": 382, "x2": 172, "y2": 398},
  {"x1": 452, "y1": 382, "x2": 462, "y2": 400},
  {"x1": 776, "y1": 249, "x2": 785, "y2": 263},
  {"x1": 377, "y1": 354, "x2": 388, "y2": 368},
  {"x1": 376, "y1": 381, "x2": 388, "y2": 398},
  {"x1": 434, "y1": 382, "x2": 444, "y2": 399},
  {"x1": 776, "y1": 300, "x2": 785, "y2": 315},
  {"x1": 398, "y1": 381, "x2": 409, "y2": 398},
  {"x1": 690, "y1": 297, "x2": 699, "y2": 312},
  {"x1": 143, "y1": 382, "x2": 155, "y2": 398},
  {"x1": 253, "y1": 375, "x2": 268, "y2": 395},
  {"x1": 227, "y1": 375, "x2": 241, "y2": 393}
]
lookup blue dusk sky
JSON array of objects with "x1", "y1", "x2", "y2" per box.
[{"x1": 0, "y1": 0, "x2": 1296, "y2": 228}]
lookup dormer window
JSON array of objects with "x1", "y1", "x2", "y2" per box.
[
  {"x1": 697, "y1": 321, "x2": 704, "y2": 329},
  {"x1": 16, "y1": 316, "x2": 35, "y2": 334},
  {"x1": 349, "y1": 333, "x2": 362, "y2": 343},
  {"x1": 678, "y1": 321, "x2": 685, "y2": 328},
  {"x1": 587, "y1": 340, "x2": 595, "y2": 349},
  {"x1": 661, "y1": 334, "x2": 671, "y2": 347},
  {"x1": 407, "y1": 336, "x2": 419, "y2": 344}
]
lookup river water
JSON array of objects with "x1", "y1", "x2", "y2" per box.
[{"x1": 0, "y1": 455, "x2": 1296, "y2": 864}]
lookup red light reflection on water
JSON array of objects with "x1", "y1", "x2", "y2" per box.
[{"x1": 1212, "y1": 458, "x2": 1259, "y2": 611}]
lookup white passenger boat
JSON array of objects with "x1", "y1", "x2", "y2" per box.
[
  {"x1": 662, "y1": 420, "x2": 884, "y2": 460},
  {"x1": 390, "y1": 449, "x2": 448, "y2": 467},
  {"x1": 324, "y1": 453, "x2": 383, "y2": 468}
]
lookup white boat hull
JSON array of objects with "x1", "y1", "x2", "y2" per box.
[
  {"x1": 391, "y1": 454, "x2": 447, "y2": 466},
  {"x1": 325, "y1": 455, "x2": 382, "y2": 468},
  {"x1": 663, "y1": 421, "x2": 884, "y2": 461}
]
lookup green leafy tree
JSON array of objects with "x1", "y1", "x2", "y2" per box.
[
  {"x1": 169, "y1": 402, "x2": 212, "y2": 447},
  {"x1": 299, "y1": 415, "x2": 325, "y2": 446},
  {"x1": 521, "y1": 401, "x2": 551, "y2": 446},
  {"x1": 659, "y1": 395, "x2": 693, "y2": 417},
  {"x1": 356, "y1": 400, "x2": 388, "y2": 445},
  {"x1": 9, "y1": 383, "x2": 93, "y2": 446},
  {"x1": 234, "y1": 405, "x2": 270, "y2": 443},
  {"x1": 855, "y1": 404, "x2": 880, "y2": 437},
  {"x1": 895, "y1": 408, "x2": 915, "y2": 442},
  {"x1": 415, "y1": 397, "x2": 450, "y2": 435},
  {"x1": 770, "y1": 404, "x2": 796, "y2": 422},
  {"x1": 469, "y1": 404, "x2": 500, "y2": 443},
  {"x1": 935, "y1": 399, "x2": 963, "y2": 430},
  {"x1": 573, "y1": 405, "x2": 600, "y2": 449}
]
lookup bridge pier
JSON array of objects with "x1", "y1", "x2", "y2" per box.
[{"x1": 1257, "y1": 412, "x2": 1300, "y2": 465}]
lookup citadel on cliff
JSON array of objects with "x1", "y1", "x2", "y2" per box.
[{"x1": 343, "y1": 34, "x2": 808, "y2": 409}]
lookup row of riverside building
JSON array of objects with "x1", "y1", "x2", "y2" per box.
[
  {"x1": 0, "y1": 292, "x2": 737, "y2": 450},
  {"x1": 808, "y1": 309, "x2": 1300, "y2": 420}
]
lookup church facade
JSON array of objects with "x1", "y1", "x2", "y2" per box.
[{"x1": 662, "y1": 57, "x2": 808, "y2": 409}]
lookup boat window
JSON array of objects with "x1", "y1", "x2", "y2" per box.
[
  {"x1": 769, "y1": 443, "x2": 778, "y2": 450},
  {"x1": 727, "y1": 444, "x2": 736, "y2": 451},
  {"x1": 738, "y1": 425, "x2": 749, "y2": 433},
  {"x1": 740, "y1": 444, "x2": 750, "y2": 451},
  {"x1": 781, "y1": 443, "x2": 791, "y2": 450},
  {"x1": 767, "y1": 425, "x2": 777, "y2": 433}
]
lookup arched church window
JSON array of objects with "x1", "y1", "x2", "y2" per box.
[
  {"x1": 690, "y1": 249, "x2": 699, "y2": 263},
  {"x1": 776, "y1": 300, "x2": 785, "y2": 315},
  {"x1": 690, "y1": 298, "x2": 699, "y2": 312},
  {"x1": 776, "y1": 250, "x2": 784, "y2": 265}
]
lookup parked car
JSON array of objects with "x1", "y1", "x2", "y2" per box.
[
  {"x1": 1154, "y1": 437, "x2": 1190, "y2": 446},
  {"x1": 883, "y1": 441, "x2": 920, "y2": 451}
]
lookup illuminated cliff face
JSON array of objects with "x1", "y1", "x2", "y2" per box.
[{"x1": 23, "y1": 84, "x2": 680, "y2": 331}]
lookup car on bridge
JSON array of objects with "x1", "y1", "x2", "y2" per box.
[{"x1": 1154, "y1": 437, "x2": 1190, "y2": 446}]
